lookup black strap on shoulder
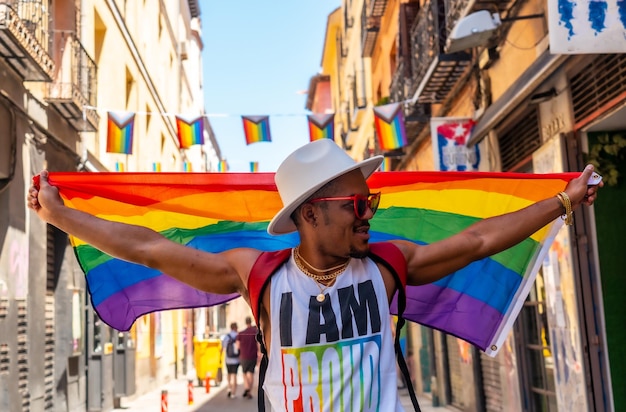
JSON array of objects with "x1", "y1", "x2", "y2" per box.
[
  {"x1": 369, "y1": 242, "x2": 421, "y2": 412},
  {"x1": 248, "y1": 249, "x2": 291, "y2": 412}
]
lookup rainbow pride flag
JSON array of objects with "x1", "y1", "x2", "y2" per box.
[
  {"x1": 307, "y1": 114, "x2": 335, "y2": 141},
  {"x1": 374, "y1": 103, "x2": 408, "y2": 151},
  {"x1": 250, "y1": 161, "x2": 259, "y2": 172},
  {"x1": 43, "y1": 171, "x2": 577, "y2": 355},
  {"x1": 175, "y1": 115, "x2": 205, "y2": 149},
  {"x1": 106, "y1": 112, "x2": 135, "y2": 154},
  {"x1": 242, "y1": 116, "x2": 271, "y2": 144}
]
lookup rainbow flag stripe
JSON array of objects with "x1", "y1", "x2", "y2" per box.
[
  {"x1": 175, "y1": 115, "x2": 205, "y2": 149},
  {"x1": 106, "y1": 112, "x2": 135, "y2": 154},
  {"x1": 242, "y1": 116, "x2": 271, "y2": 144},
  {"x1": 250, "y1": 161, "x2": 259, "y2": 172},
  {"x1": 45, "y1": 171, "x2": 576, "y2": 355},
  {"x1": 307, "y1": 114, "x2": 335, "y2": 141},
  {"x1": 374, "y1": 103, "x2": 408, "y2": 151}
]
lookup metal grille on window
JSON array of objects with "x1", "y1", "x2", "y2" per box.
[
  {"x1": 17, "y1": 299, "x2": 29, "y2": 411},
  {"x1": 45, "y1": 225, "x2": 59, "y2": 409},
  {"x1": 570, "y1": 54, "x2": 626, "y2": 123},
  {"x1": 497, "y1": 107, "x2": 541, "y2": 171}
]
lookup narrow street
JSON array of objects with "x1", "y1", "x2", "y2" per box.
[{"x1": 115, "y1": 373, "x2": 452, "y2": 412}]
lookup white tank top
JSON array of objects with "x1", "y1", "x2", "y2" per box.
[{"x1": 263, "y1": 252, "x2": 405, "y2": 412}]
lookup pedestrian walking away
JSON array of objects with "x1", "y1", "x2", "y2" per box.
[
  {"x1": 27, "y1": 139, "x2": 602, "y2": 411},
  {"x1": 222, "y1": 322, "x2": 240, "y2": 399},
  {"x1": 237, "y1": 316, "x2": 260, "y2": 399}
]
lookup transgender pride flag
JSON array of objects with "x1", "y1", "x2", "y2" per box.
[
  {"x1": 106, "y1": 111, "x2": 135, "y2": 154},
  {"x1": 374, "y1": 103, "x2": 408, "y2": 151},
  {"x1": 242, "y1": 116, "x2": 271, "y2": 145},
  {"x1": 37, "y1": 170, "x2": 579, "y2": 356},
  {"x1": 175, "y1": 115, "x2": 205, "y2": 149},
  {"x1": 307, "y1": 113, "x2": 335, "y2": 141}
]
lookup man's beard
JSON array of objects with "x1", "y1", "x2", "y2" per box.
[{"x1": 348, "y1": 247, "x2": 369, "y2": 259}]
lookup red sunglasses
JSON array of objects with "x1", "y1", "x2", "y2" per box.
[{"x1": 308, "y1": 192, "x2": 381, "y2": 219}]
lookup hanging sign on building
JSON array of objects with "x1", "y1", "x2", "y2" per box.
[{"x1": 549, "y1": 0, "x2": 626, "y2": 53}]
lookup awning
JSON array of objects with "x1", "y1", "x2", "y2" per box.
[{"x1": 467, "y1": 51, "x2": 568, "y2": 146}]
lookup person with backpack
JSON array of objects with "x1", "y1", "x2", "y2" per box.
[
  {"x1": 222, "y1": 322, "x2": 240, "y2": 399},
  {"x1": 237, "y1": 316, "x2": 260, "y2": 399},
  {"x1": 28, "y1": 139, "x2": 601, "y2": 411}
]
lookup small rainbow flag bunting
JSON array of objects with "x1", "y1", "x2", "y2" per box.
[
  {"x1": 250, "y1": 161, "x2": 259, "y2": 172},
  {"x1": 242, "y1": 116, "x2": 271, "y2": 145},
  {"x1": 152, "y1": 162, "x2": 161, "y2": 172},
  {"x1": 183, "y1": 161, "x2": 192, "y2": 172},
  {"x1": 175, "y1": 115, "x2": 205, "y2": 149},
  {"x1": 218, "y1": 160, "x2": 228, "y2": 172},
  {"x1": 106, "y1": 111, "x2": 135, "y2": 154},
  {"x1": 115, "y1": 162, "x2": 125, "y2": 172},
  {"x1": 373, "y1": 103, "x2": 408, "y2": 151},
  {"x1": 307, "y1": 113, "x2": 335, "y2": 142}
]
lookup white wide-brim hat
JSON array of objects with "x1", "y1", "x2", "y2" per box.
[{"x1": 268, "y1": 139, "x2": 383, "y2": 235}]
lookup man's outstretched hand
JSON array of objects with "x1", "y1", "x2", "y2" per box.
[
  {"x1": 566, "y1": 165, "x2": 603, "y2": 209},
  {"x1": 27, "y1": 170, "x2": 64, "y2": 221}
]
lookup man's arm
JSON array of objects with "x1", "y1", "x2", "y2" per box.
[
  {"x1": 27, "y1": 170, "x2": 260, "y2": 295},
  {"x1": 393, "y1": 165, "x2": 602, "y2": 286}
]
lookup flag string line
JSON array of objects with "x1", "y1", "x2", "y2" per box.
[{"x1": 82, "y1": 99, "x2": 417, "y2": 119}]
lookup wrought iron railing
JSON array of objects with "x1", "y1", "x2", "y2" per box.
[
  {"x1": 389, "y1": 59, "x2": 407, "y2": 103},
  {"x1": 443, "y1": 0, "x2": 467, "y2": 40},
  {"x1": 3, "y1": 0, "x2": 49, "y2": 52},
  {"x1": 409, "y1": 0, "x2": 439, "y2": 97},
  {"x1": 48, "y1": 31, "x2": 97, "y2": 107}
]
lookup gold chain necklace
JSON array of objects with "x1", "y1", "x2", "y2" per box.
[
  {"x1": 294, "y1": 246, "x2": 349, "y2": 273},
  {"x1": 292, "y1": 247, "x2": 351, "y2": 302}
]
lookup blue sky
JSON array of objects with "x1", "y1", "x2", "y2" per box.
[{"x1": 201, "y1": 1, "x2": 339, "y2": 172}]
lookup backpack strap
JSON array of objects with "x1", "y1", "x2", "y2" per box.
[
  {"x1": 248, "y1": 249, "x2": 292, "y2": 325},
  {"x1": 247, "y1": 248, "x2": 291, "y2": 412},
  {"x1": 368, "y1": 242, "x2": 421, "y2": 412}
]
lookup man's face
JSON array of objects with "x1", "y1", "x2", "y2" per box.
[{"x1": 312, "y1": 170, "x2": 375, "y2": 259}]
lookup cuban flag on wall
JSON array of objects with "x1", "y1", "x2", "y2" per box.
[{"x1": 430, "y1": 117, "x2": 480, "y2": 171}]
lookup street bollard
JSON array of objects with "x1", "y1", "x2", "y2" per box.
[
  {"x1": 205, "y1": 372, "x2": 211, "y2": 394},
  {"x1": 188, "y1": 379, "x2": 194, "y2": 405},
  {"x1": 161, "y1": 390, "x2": 168, "y2": 412}
]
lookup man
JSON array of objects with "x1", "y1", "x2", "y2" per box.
[
  {"x1": 222, "y1": 322, "x2": 240, "y2": 399},
  {"x1": 237, "y1": 316, "x2": 259, "y2": 399},
  {"x1": 27, "y1": 139, "x2": 601, "y2": 411}
]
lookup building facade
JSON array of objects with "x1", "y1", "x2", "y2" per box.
[
  {"x1": 312, "y1": 0, "x2": 624, "y2": 411},
  {"x1": 0, "y1": 0, "x2": 221, "y2": 411}
]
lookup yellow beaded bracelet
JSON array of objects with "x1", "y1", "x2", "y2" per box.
[{"x1": 556, "y1": 191, "x2": 573, "y2": 226}]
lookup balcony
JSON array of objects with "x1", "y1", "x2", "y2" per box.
[
  {"x1": 361, "y1": 0, "x2": 388, "y2": 57},
  {"x1": 0, "y1": 2, "x2": 54, "y2": 81},
  {"x1": 408, "y1": 0, "x2": 471, "y2": 104},
  {"x1": 46, "y1": 31, "x2": 98, "y2": 132},
  {"x1": 390, "y1": 56, "x2": 430, "y2": 142}
]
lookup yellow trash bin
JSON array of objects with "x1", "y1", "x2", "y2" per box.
[{"x1": 193, "y1": 336, "x2": 223, "y2": 387}]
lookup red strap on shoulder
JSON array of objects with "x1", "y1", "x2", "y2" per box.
[
  {"x1": 368, "y1": 242, "x2": 407, "y2": 288},
  {"x1": 248, "y1": 249, "x2": 292, "y2": 324}
]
